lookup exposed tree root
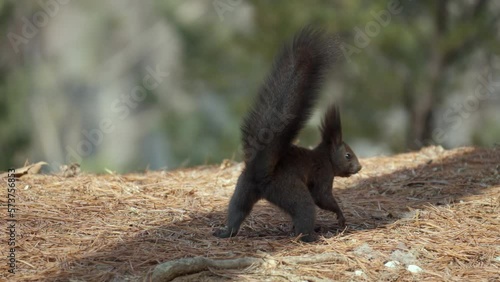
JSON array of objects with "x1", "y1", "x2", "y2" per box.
[{"x1": 152, "y1": 252, "x2": 346, "y2": 281}]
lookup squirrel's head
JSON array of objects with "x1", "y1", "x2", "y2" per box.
[
  {"x1": 320, "y1": 104, "x2": 362, "y2": 177},
  {"x1": 330, "y1": 142, "x2": 361, "y2": 177}
]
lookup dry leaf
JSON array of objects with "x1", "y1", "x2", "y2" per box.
[{"x1": 1, "y1": 161, "x2": 48, "y2": 178}]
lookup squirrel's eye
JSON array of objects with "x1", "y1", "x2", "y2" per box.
[{"x1": 345, "y1": 153, "x2": 351, "y2": 160}]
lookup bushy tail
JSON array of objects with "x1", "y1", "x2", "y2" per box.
[{"x1": 241, "y1": 27, "x2": 339, "y2": 178}]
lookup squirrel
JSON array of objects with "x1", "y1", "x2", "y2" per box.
[{"x1": 214, "y1": 27, "x2": 362, "y2": 242}]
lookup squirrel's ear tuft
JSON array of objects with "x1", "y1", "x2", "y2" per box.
[{"x1": 320, "y1": 104, "x2": 342, "y2": 146}]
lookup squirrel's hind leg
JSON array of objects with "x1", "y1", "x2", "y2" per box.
[{"x1": 214, "y1": 173, "x2": 260, "y2": 238}]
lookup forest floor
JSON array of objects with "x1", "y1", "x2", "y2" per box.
[{"x1": 1, "y1": 146, "x2": 499, "y2": 281}]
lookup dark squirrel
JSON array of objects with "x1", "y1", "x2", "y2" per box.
[{"x1": 214, "y1": 28, "x2": 362, "y2": 242}]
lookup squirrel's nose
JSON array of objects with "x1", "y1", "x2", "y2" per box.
[{"x1": 354, "y1": 165, "x2": 362, "y2": 173}]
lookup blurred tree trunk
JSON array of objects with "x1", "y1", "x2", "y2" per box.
[
  {"x1": 405, "y1": 55, "x2": 443, "y2": 150},
  {"x1": 405, "y1": 0, "x2": 494, "y2": 150},
  {"x1": 405, "y1": 0, "x2": 448, "y2": 150}
]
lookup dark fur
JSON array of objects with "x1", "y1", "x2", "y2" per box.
[{"x1": 214, "y1": 28, "x2": 362, "y2": 242}]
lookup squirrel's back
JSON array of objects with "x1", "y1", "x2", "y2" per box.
[{"x1": 241, "y1": 27, "x2": 339, "y2": 179}]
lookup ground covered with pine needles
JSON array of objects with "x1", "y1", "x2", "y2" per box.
[{"x1": 1, "y1": 146, "x2": 499, "y2": 281}]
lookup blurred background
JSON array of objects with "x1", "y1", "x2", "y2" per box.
[{"x1": 1, "y1": 0, "x2": 499, "y2": 173}]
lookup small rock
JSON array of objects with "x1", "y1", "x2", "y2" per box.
[
  {"x1": 494, "y1": 256, "x2": 500, "y2": 262},
  {"x1": 60, "y1": 163, "x2": 81, "y2": 177},
  {"x1": 390, "y1": 250, "x2": 417, "y2": 265},
  {"x1": 407, "y1": 265, "x2": 423, "y2": 273},
  {"x1": 384, "y1": 261, "x2": 400, "y2": 268},
  {"x1": 354, "y1": 270, "x2": 364, "y2": 276}
]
